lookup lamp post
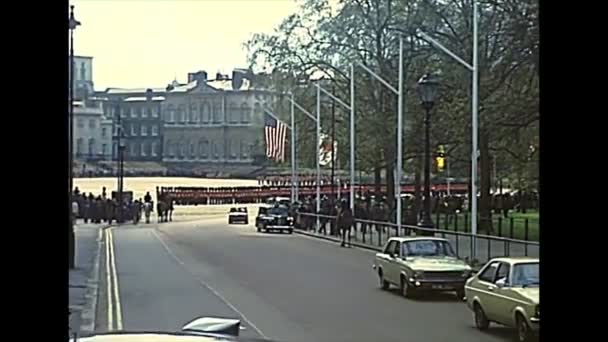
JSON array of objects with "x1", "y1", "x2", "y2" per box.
[
  {"x1": 68, "y1": 5, "x2": 80, "y2": 270},
  {"x1": 115, "y1": 99, "x2": 125, "y2": 223},
  {"x1": 417, "y1": 73, "x2": 440, "y2": 233}
]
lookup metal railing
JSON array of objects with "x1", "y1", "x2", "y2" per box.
[{"x1": 295, "y1": 212, "x2": 539, "y2": 265}]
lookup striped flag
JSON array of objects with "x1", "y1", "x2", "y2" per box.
[{"x1": 264, "y1": 112, "x2": 288, "y2": 162}]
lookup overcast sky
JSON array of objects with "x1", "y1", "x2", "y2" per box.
[{"x1": 71, "y1": 0, "x2": 304, "y2": 90}]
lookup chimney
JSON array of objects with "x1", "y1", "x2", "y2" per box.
[
  {"x1": 194, "y1": 71, "x2": 208, "y2": 84},
  {"x1": 216, "y1": 72, "x2": 223, "y2": 80},
  {"x1": 188, "y1": 73, "x2": 196, "y2": 83},
  {"x1": 146, "y1": 88, "x2": 153, "y2": 101},
  {"x1": 166, "y1": 83, "x2": 174, "y2": 91}
]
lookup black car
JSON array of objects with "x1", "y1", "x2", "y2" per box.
[
  {"x1": 228, "y1": 207, "x2": 249, "y2": 224},
  {"x1": 255, "y1": 204, "x2": 294, "y2": 234}
]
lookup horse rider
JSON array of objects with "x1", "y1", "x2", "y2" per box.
[{"x1": 337, "y1": 199, "x2": 354, "y2": 247}]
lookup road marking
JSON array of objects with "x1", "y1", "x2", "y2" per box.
[
  {"x1": 151, "y1": 229, "x2": 268, "y2": 340},
  {"x1": 105, "y1": 229, "x2": 113, "y2": 331},
  {"x1": 294, "y1": 232, "x2": 377, "y2": 254},
  {"x1": 108, "y1": 229, "x2": 124, "y2": 330}
]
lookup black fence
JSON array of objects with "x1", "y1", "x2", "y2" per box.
[
  {"x1": 432, "y1": 211, "x2": 539, "y2": 241},
  {"x1": 296, "y1": 212, "x2": 539, "y2": 266}
]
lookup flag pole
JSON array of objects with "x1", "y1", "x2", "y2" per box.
[{"x1": 350, "y1": 63, "x2": 355, "y2": 213}]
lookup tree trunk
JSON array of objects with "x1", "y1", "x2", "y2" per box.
[
  {"x1": 479, "y1": 131, "x2": 493, "y2": 233},
  {"x1": 374, "y1": 164, "x2": 381, "y2": 195}
]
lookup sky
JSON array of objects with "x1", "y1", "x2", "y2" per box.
[{"x1": 70, "y1": 0, "x2": 305, "y2": 90}]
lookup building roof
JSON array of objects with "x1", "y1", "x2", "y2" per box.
[
  {"x1": 74, "y1": 55, "x2": 93, "y2": 60},
  {"x1": 167, "y1": 78, "x2": 254, "y2": 94},
  {"x1": 105, "y1": 87, "x2": 166, "y2": 95},
  {"x1": 123, "y1": 96, "x2": 166, "y2": 102}
]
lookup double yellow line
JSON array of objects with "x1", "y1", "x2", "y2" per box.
[{"x1": 105, "y1": 228, "x2": 123, "y2": 331}]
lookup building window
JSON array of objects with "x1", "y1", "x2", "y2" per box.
[
  {"x1": 166, "y1": 105, "x2": 175, "y2": 122},
  {"x1": 190, "y1": 143, "x2": 195, "y2": 158},
  {"x1": 141, "y1": 142, "x2": 147, "y2": 156},
  {"x1": 141, "y1": 125, "x2": 148, "y2": 136},
  {"x1": 80, "y1": 62, "x2": 86, "y2": 80},
  {"x1": 179, "y1": 142, "x2": 186, "y2": 158},
  {"x1": 129, "y1": 124, "x2": 136, "y2": 136},
  {"x1": 112, "y1": 142, "x2": 117, "y2": 159},
  {"x1": 212, "y1": 102, "x2": 222, "y2": 123},
  {"x1": 241, "y1": 103, "x2": 250, "y2": 123},
  {"x1": 166, "y1": 140, "x2": 174, "y2": 157},
  {"x1": 152, "y1": 125, "x2": 158, "y2": 136},
  {"x1": 228, "y1": 102, "x2": 238, "y2": 123},
  {"x1": 199, "y1": 139, "x2": 209, "y2": 159},
  {"x1": 190, "y1": 104, "x2": 197, "y2": 123},
  {"x1": 101, "y1": 127, "x2": 107, "y2": 138},
  {"x1": 177, "y1": 105, "x2": 184, "y2": 123},
  {"x1": 151, "y1": 142, "x2": 158, "y2": 156},
  {"x1": 102, "y1": 144, "x2": 108, "y2": 156},
  {"x1": 240, "y1": 140, "x2": 249, "y2": 158},
  {"x1": 77, "y1": 118, "x2": 84, "y2": 128},
  {"x1": 154, "y1": 105, "x2": 160, "y2": 118},
  {"x1": 88, "y1": 138, "x2": 95, "y2": 156},
  {"x1": 89, "y1": 119, "x2": 96, "y2": 129},
  {"x1": 201, "y1": 103, "x2": 210, "y2": 123},
  {"x1": 122, "y1": 107, "x2": 129, "y2": 117},
  {"x1": 76, "y1": 138, "x2": 84, "y2": 155}
]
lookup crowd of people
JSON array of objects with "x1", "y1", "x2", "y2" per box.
[{"x1": 71, "y1": 187, "x2": 157, "y2": 224}]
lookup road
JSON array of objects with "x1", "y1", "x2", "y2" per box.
[{"x1": 97, "y1": 212, "x2": 516, "y2": 342}]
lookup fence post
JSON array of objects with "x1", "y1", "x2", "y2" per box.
[
  {"x1": 444, "y1": 212, "x2": 449, "y2": 230},
  {"x1": 435, "y1": 210, "x2": 440, "y2": 226},
  {"x1": 487, "y1": 237, "x2": 491, "y2": 261},
  {"x1": 464, "y1": 212, "x2": 469, "y2": 232},
  {"x1": 524, "y1": 219, "x2": 529, "y2": 256},
  {"x1": 510, "y1": 218, "x2": 514, "y2": 239},
  {"x1": 378, "y1": 224, "x2": 382, "y2": 247}
]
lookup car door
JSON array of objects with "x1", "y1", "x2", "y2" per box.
[
  {"x1": 491, "y1": 262, "x2": 518, "y2": 326},
  {"x1": 378, "y1": 240, "x2": 397, "y2": 283},
  {"x1": 387, "y1": 241, "x2": 402, "y2": 283},
  {"x1": 473, "y1": 261, "x2": 501, "y2": 321}
]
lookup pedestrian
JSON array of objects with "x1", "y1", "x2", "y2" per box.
[
  {"x1": 72, "y1": 196, "x2": 79, "y2": 224},
  {"x1": 337, "y1": 200, "x2": 353, "y2": 247},
  {"x1": 144, "y1": 191, "x2": 152, "y2": 203}
]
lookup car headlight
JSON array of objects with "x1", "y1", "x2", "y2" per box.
[
  {"x1": 287, "y1": 217, "x2": 294, "y2": 221},
  {"x1": 413, "y1": 271, "x2": 424, "y2": 278},
  {"x1": 535, "y1": 304, "x2": 540, "y2": 318},
  {"x1": 462, "y1": 270, "x2": 472, "y2": 278}
]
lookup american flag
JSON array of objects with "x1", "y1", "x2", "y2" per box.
[{"x1": 264, "y1": 112, "x2": 288, "y2": 162}]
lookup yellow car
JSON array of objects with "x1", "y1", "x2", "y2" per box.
[
  {"x1": 372, "y1": 237, "x2": 472, "y2": 299},
  {"x1": 465, "y1": 257, "x2": 539, "y2": 342}
]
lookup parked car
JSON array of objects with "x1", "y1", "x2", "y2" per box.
[
  {"x1": 465, "y1": 257, "x2": 539, "y2": 342},
  {"x1": 228, "y1": 207, "x2": 248, "y2": 224},
  {"x1": 255, "y1": 204, "x2": 294, "y2": 234},
  {"x1": 372, "y1": 237, "x2": 472, "y2": 299}
]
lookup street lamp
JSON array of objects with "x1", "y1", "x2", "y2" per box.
[
  {"x1": 417, "y1": 73, "x2": 440, "y2": 233},
  {"x1": 68, "y1": 4, "x2": 81, "y2": 270},
  {"x1": 115, "y1": 99, "x2": 126, "y2": 223}
]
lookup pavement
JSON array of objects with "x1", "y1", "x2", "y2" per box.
[
  {"x1": 69, "y1": 221, "x2": 107, "y2": 335},
  {"x1": 93, "y1": 213, "x2": 519, "y2": 342}
]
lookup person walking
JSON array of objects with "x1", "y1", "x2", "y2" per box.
[{"x1": 337, "y1": 200, "x2": 354, "y2": 247}]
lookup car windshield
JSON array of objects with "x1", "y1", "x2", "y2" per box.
[
  {"x1": 511, "y1": 262, "x2": 539, "y2": 287},
  {"x1": 268, "y1": 207, "x2": 289, "y2": 216},
  {"x1": 402, "y1": 240, "x2": 456, "y2": 257}
]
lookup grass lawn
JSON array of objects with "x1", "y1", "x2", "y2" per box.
[{"x1": 434, "y1": 210, "x2": 539, "y2": 241}]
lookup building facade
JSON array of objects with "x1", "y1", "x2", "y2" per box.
[
  {"x1": 73, "y1": 100, "x2": 112, "y2": 161},
  {"x1": 71, "y1": 56, "x2": 95, "y2": 99},
  {"x1": 161, "y1": 70, "x2": 276, "y2": 171},
  {"x1": 96, "y1": 88, "x2": 166, "y2": 162}
]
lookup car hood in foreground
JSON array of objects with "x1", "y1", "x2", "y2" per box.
[
  {"x1": 405, "y1": 257, "x2": 471, "y2": 272},
  {"x1": 510, "y1": 287, "x2": 539, "y2": 304},
  {"x1": 72, "y1": 332, "x2": 275, "y2": 342}
]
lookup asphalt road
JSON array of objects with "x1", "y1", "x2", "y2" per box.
[{"x1": 97, "y1": 214, "x2": 517, "y2": 342}]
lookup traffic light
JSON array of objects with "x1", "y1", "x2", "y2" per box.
[{"x1": 435, "y1": 145, "x2": 446, "y2": 173}]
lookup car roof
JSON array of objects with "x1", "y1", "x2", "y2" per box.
[
  {"x1": 386, "y1": 237, "x2": 449, "y2": 243},
  {"x1": 488, "y1": 257, "x2": 539, "y2": 264}
]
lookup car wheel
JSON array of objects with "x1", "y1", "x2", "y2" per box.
[
  {"x1": 228, "y1": 219, "x2": 232, "y2": 224},
  {"x1": 473, "y1": 303, "x2": 490, "y2": 330},
  {"x1": 400, "y1": 275, "x2": 416, "y2": 298},
  {"x1": 244, "y1": 220, "x2": 248, "y2": 225},
  {"x1": 378, "y1": 269, "x2": 390, "y2": 290},
  {"x1": 516, "y1": 313, "x2": 532, "y2": 342},
  {"x1": 287, "y1": 229, "x2": 293, "y2": 234}
]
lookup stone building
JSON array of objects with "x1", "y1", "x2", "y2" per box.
[
  {"x1": 161, "y1": 69, "x2": 276, "y2": 173},
  {"x1": 95, "y1": 88, "x2": 166, "y2": 162},
  {"x1": 73, "y1": 100, "x2": 113, "y2": 161}
]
